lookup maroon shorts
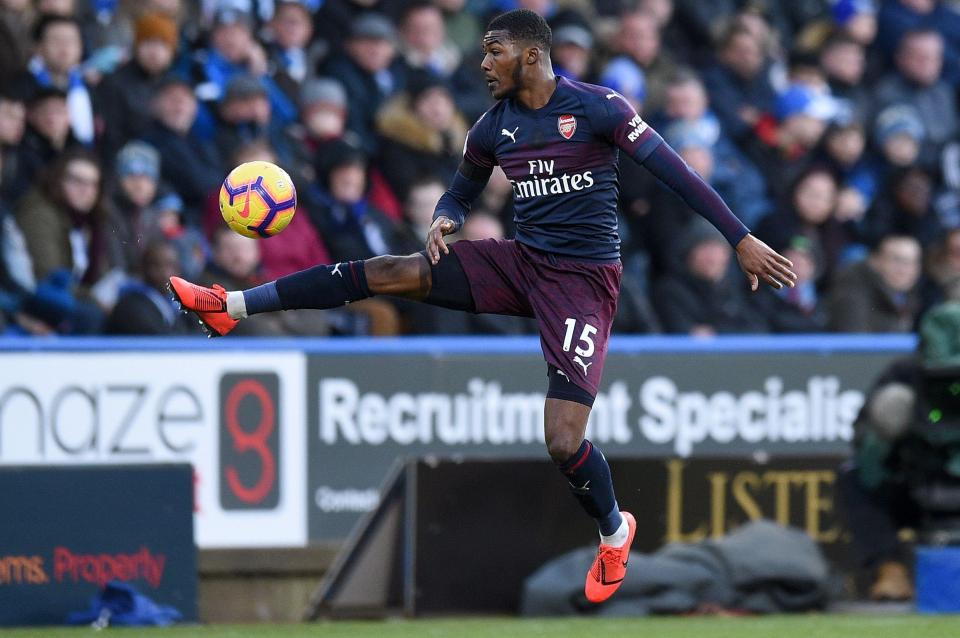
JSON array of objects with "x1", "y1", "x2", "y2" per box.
[{"x1": 451, "y1": 239, "x2": 622, "y2": 398}]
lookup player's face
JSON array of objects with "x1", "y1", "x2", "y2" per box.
[{"x1": 481, "y1": 30, "x2": 524, "y2": 100}]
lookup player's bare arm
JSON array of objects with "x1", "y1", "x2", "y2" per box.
[
  {"x1": 426, "y1": 216, "x2": 456, "y2": 265},
  {"x1": 735, "y1": 234, "x2": 797, "y2": 291}
]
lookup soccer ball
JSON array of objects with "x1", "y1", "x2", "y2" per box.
[{"x1": 219, "y1": 161, "x2": 297, "y2": 238}]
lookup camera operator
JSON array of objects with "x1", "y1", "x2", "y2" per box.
[{"x1": 838, "y1": 288, "x2": 960, "y2": 601}]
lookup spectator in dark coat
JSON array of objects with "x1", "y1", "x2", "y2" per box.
[
  {"x1": 375, "y1": 74, "x2": 467, "y2": 202},
  {"x1": 95, "y1": 13, "x2": 179, "y2": 158},
  {"x1": 701, "y1": 21, "x2": 778, "y2": 146},
  {"x1": 105, "y1": 239, "x2": 200, "y2": 335},
  {"x1": 142, "y1": 77, "x2": 222, "y2": 222},
  {"x1": 319, "y1": 13, "x2": 405, "y2": 154},
  {"x1": 863, "y1": 167, "x2": 943, "y2": 250},
  {"x1": 12, "y1": 86, "x2": 73, "y2": 204},
  {"x1": 828, "y1": 235, "x2": 922, "y2": 333},
  {"x1": 653, "y1": 220, "x2": 768, "y2": 335},
  {"x1": 0, "y1": 85, "x2": 26, "y2": 201},
  {"x1": 214, "y1": 74, "x2": 294, "y2": 168},
  {"x1": 307, "y1": 141, "x2": 406, "y2": 262}
]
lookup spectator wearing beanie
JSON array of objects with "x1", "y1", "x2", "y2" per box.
[
  {"x1": 96, "y1": 12, "x2": 179, "y2": 158},
  {"x1": 873, "y1": 103, "x2": 925, "y2": 176},
  {"x1": 287, "y1": 77, "x2": 350, "y2": 184},
  {"x1": 107, "y1": 141, "x2": 163, "y2": 275}
]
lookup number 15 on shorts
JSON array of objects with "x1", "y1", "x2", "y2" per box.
[{"x1": 563, "y1": 318, "x2": 597, "y2": 376}]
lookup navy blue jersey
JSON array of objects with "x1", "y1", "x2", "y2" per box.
[{"x1": 463, "y1": 76, "x2": 662, "y2": 261}]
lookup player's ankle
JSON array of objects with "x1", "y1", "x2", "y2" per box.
[
  {"x1": 599, "y1": 512, "x2": 628, "y2": 547},
  {"x1": 226, "y1": 291, "x2": 247, "y2": 319}
]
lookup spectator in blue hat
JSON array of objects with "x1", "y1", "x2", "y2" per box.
[
  {"x1": 874, "y1": 103, "x2": 925, "y2": 172},
  {"x1": 874, "y1": 29, "x2": 958, "y2": 169},
  {"x1": 746, "y1": 83, "x2": 839, "y2": 198},
  {"x1": 832, "y1": 0, "x2": 878, "y2": 46}
]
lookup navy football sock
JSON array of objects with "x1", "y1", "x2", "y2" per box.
[
  {"x1": 242, "y1": 281, "x2": 281, "y2": 315},
  {"x1": 244, "y1": 261, "x2": 371, "y2": 315},
  {"x1": 558, "y1": 439, "x2": 622, "y2": 536}
]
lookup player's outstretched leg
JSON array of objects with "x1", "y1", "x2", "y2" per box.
[
  {"x1": 546, "y1": 398, "x2": 636, "y2": 603},
  {"x1": 169, "y1": 255, "x2": 429, "y2": 336}
]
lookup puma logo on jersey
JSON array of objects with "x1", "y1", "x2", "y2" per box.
[
  {"x1": 501, "y1": 126, "x2": 519, "y2": 143},
  {"x1": 573, "y1": 355, "x2": 593, "y2": 376}
]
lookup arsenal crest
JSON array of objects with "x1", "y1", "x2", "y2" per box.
[{"x1": 558, "y1": 114, "x2": 576, "y2": 140}]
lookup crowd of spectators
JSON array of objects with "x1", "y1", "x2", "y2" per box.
[{"x1": 2, "y1": 0, "x2": 960, "y2": 337}]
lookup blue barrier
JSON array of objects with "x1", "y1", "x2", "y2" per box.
[{"x1": 0, "y1": 334, "x2": 918, "y2": 354}]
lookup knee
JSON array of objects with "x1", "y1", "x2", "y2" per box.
[{"x1": 545, "y1": 428, "x2": 584, "y2": 464}]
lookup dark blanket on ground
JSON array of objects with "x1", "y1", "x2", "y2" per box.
[{"x1": 521, "y1": 520, "x2": 829, "y2": 616}]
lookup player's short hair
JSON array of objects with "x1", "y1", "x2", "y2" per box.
[{"x1": 487, "y1": 9, "x2": 552, "y2": 51}]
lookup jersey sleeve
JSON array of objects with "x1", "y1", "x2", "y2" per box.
[
  {"x1": 462, "y1": 110, "x2": 497, "y2": 168},
  {"x1": 596, "y1": 91, "x2": 663, "y2": 163},
  {"x1": 596, "y1": 90, "x2": 749, "y2": 247}
]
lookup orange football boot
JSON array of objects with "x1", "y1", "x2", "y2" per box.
[
  {"x1": 585, "y1": 511, "x2": 637, "y2": 603},
  {"x1": 168, "y1": 276, "x2": 238, "y2": 337}
]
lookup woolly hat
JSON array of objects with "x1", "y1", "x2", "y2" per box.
[{"x1": 134, "y1": 13, "x2": 178, "y2": 50}]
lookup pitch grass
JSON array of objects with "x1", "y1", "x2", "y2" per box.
[{"x1": 3, "y1": 615, "x2": 959, "y2": 638}]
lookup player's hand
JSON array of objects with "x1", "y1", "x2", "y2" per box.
[
  {"x1": 735, "y1": 234, "x2": 797, "y2": 291},
  {"x1": 426, "y1": 216, "x2": 456, "y2": 264}
]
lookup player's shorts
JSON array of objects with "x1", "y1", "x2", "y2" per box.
[{"x1": 450, "y1": 238, "x2": 621, "y2": 401}]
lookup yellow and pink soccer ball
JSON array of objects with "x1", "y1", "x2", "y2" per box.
[{"x1": 219, "y1": 161, "x2": 297, "y2": 238}]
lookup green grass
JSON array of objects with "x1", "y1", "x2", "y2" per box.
[{"x1": 2, "y1": 615, "x2": 959, "y2": 638}]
